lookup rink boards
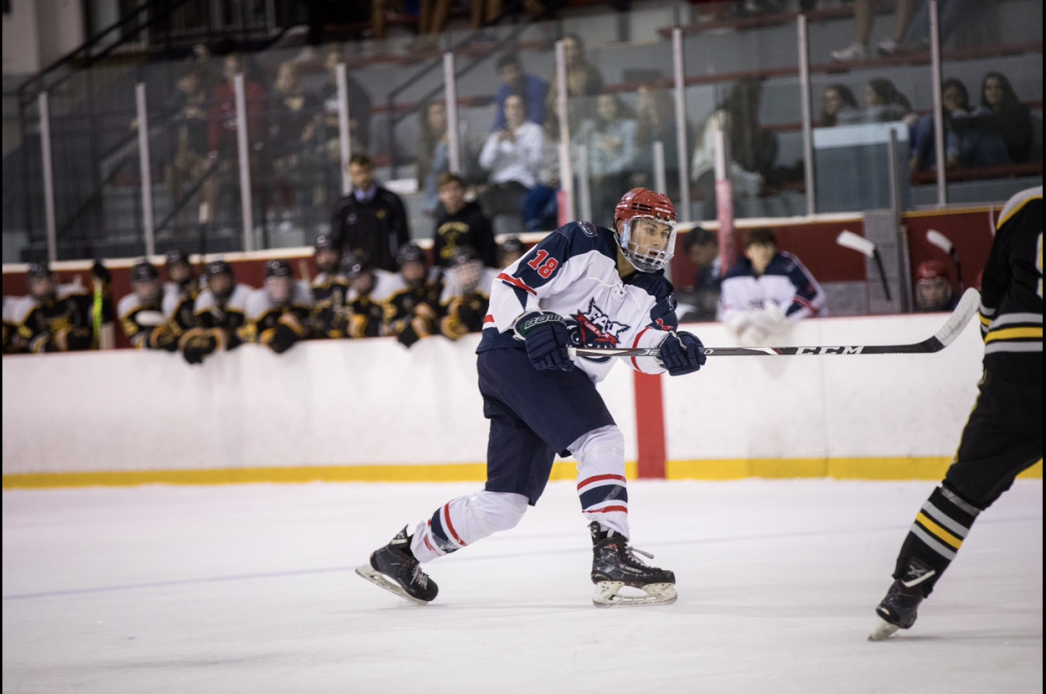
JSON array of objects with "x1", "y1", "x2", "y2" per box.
[{"x1": 2, "y1": 313, "x2": 1042, "y2": 487}]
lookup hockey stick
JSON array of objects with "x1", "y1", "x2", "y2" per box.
[
  {"x1": 836, "y1": 230, "x2": 892, "y2": 301},
  {"x1": 926, "y1": 229, "x2": 963, "y2": 290},
  {"x1": 568, "y1": 288, "x2": 980, "y2": 358}
]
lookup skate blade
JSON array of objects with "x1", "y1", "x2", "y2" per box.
[
  {"x1": 592, "y1": 581, "x2": 677, "y2": 608},
  {"x1": 868, "y1": 617, "x2": 901, "y2": 641},
  {"x1": 355, "y1": 564, "x2": 431, "y2": 606}
]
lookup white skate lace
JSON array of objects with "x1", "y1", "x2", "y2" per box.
[
  {"x1": 625, "y1": 546, "x2": 655, "y2": 567},
  {"x1": 411, "y1": 564, "x2": 428, "y2": 588}
]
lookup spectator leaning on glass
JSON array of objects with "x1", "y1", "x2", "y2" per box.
[
  {"x1": 331, "y1": 153, "x2": 410, "y2": 273},
  {"x1": 491, "y1": 53, "x2": 549, "y2": 132},
  {"x1": 820, "y1": 84, "x2": 858, "y2": 127},
  {"x1": 576, "y1": 93, "x2": 638, "y2": 228},
  {"x1": 478, "y1": 94, "x2": 543, "y2": 220},
  {"x1": 242, "y1": 260, "x2": 313, "y2": 355},
  {"x1": 433, "y1": 172, "x2": 497, "y2": 268},
  {"x1": 118, "y1": 260, "x2": 179, "y2": 352},
  {"x1": 180, "y1": 260, "x2": 252, "y2": 365},
  {"x1": 720, "y1": 227, "x2": 825, "y2": 346}
]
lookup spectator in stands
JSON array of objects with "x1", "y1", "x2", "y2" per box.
[
  {"x1": 884, "y1": 0, "x2": 975, "y2": 56},
  {"x1": 270, "y1": 61, "x2": 321, "y2": 232},
  {"x1": 497, "y1": 235, "x2": 526, "y2": 269},
  {"x1": 320, "y1": 46, "x2": 372, "y2": 156},
  {"x1": 331, "y1": 153, "x2": 410, "y2": 273},
  {"x1": 204, "y1": 53, "x2": 268, "y2": 225},
  {"x1": 676, "y1": 227, "x2": 721, "y2": 323},
  {"x1": 119, "y1": 260, "x2": 178, "y2": 352},
  {"x1": 691, "y1": 79, "x2": 777, "y2": 220},
  {"x1": 819, "y1": 84, "x2": 858, "y2": 127},
  {"x1": 830, "y1": 0, "x2": 918, "y2": 61},
  {"x1": 910, "y1": 78, "x2": 1010, "y2": 172},
  {"x1": 471, "y1": 0, "x2": 503, "y2": 30},
  {"x1": 418, "y1": 100, "x2": 451, "y2": 214},
  {"x1": 837, "y1": 78, "x2": 911, "y2": 124},
  {"x1": 163, "y1": 64, "x2": 210, "y2": 233},
  {"x1": 545, "y1": 34, "x2": 604, "y2": 123},
  {"x1": 478, "y1": 94, "x2": 543, "y2": 220},
  {"x1": 633, "y1": 85, "x2": 684, "y2": 201},
  {"x1": 576, "y1": 93, "x2": 639, "y2": 228},
  {"x1": 242, "y1": 260, "x2": 313, "y2": 354},
  {"x1": 972, "y1": 72, "x2": 1033, "y2": 164},
  {"x1": 523, "y1": 93, "x2": 563, "y2": 231},
  {"x1": 914, "y1": 260, "x2": 959, "y2": 312},
  {"x1": 433, "y1": 172, "x2": 497, "y2": 268},
  {"x1": 180, "y1": 259, "x2": 251, "y2": 365},
  {"x1": 492, "y1": 53, "x2": 549, "y2": 132},
  {"x1": 720, "y1": 227, "x2": 825, "y2": 346}
]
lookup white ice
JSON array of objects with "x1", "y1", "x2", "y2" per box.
[{"x1": 3, "y1": 480, "x2": 1042, "y2": 694}]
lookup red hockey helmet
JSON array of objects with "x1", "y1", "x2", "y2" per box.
[
  {"x1": 915, "y1": 259, "x2": 950, "y2": 282},
  {"x1": 613, "y1": 187, "x2": 678, "y2": 273}
]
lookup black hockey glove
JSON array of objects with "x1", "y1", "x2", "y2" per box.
[
  {"x1": 513, "y1": 311, "x2": 573, "y2": 372},
  {"x1": 181, "y1": 329, "x2": 217, "y2": 365},
  {"x1": 659, "y1": 330, "x2": 706, "y2": 376},
  {"x1": 457, "y1": 297, "x2": 488, "y2": 333},
  {"x1": 267, "y1": 322, "x2": 299, "y2": 354}
]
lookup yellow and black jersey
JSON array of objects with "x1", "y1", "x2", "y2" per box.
[
  {"x1": 2, "y1": 296, "x2": 19, "y2": 353},
  {"x1": 189, "y1": 284, "x2": 252, "y2": 351},
  {"x1": 310, "y1": 272, "x2": 350, "y2": 339},
  {"x1": 9, "y1": 286, "x2": 95, "y2": 353},
  {"x1": 348, "y1": 293, "x2": 389, "y2": 338},
  {"x1": 241, "y1": 283, "x2": 313, "y2": 352},
  {"x1": 384, "y1": 281, "x2": 443, "y2": 336},
  {"x1": 117, "y1": 292, "x2": 177, "y2": 351},
  {"x1": 979, "y1": 185, "x2": 1042, "y2": 384},
  {"x1": 162, "y1": 281, "x2": 199, "y2": 336},
  {"x1": 440, "y1": 290, "x2": 490, "y2": 340}
]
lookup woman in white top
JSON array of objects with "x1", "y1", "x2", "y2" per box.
[{"x1": 478, "y1": 94, "x2": 544, "y2": 219}]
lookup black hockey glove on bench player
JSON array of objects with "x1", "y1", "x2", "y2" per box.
[
  {"x1": 658, "y1": 331, "x2": 706, "y2": 376},
  {"x1": 513, "y1": 311, "x2": 574, "y2": 371}
]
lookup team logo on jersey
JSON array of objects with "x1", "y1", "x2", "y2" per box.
[
  {"x1": 578, "y1": 221, "x2": 598, "y2": 237},
  {"x1": 570, "y1": 298, "x2": 631, "y2": 348}
]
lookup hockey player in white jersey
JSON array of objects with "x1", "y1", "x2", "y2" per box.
[
  {"x1": 356, "y1": 188, "x2": 706, "y2": 608},
  {"x1": 719, "y1": 227, "x2": 825, "y2": 346}
]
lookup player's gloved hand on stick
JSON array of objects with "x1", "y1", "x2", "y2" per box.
[
  {"x1": 659, "y1": 330, "x2": 706, "y2": 376},
  {"x1": 513, "y1": 310, "x2": 573, "y2": 372}
]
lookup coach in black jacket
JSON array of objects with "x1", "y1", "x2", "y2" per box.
[{"x1": 331, "y1": 153, "x2": 410, "y2": 272}]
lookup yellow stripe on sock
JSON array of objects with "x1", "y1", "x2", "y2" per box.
[
  {"x1": 984, "y1": 327, "x2": 1043, "y2": 343},
  {"x1": 915, "y1": 512, "x2": 963, "y2": 549}
]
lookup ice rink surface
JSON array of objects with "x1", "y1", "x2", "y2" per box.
[{"x1": 3, "y1": 479, "x2": 1042, "y2": 694}]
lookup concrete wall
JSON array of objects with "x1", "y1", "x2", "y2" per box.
[{"x1": 3, "y1": 312, "x2": 1008, "y2": 484}]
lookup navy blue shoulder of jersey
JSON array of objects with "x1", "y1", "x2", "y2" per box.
[
  {"x1": 765, "y1": 252, "x2": 797, "y2": 276},
  {"x1": 723, "y1": 257, "x2": 754, "y2": 280},
  {"x1": 627, "y1": 270, "x2": 679, "y2": 330},
  {"x1": 497, "y1": 221, "x2": 617, "y2": 299}
]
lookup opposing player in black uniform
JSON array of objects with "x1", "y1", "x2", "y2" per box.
[
  {"x1": 118, "y1": 259, "x2": 179, "y2": 351},
  {"x1": 870, "y1": 185, "x2": 1043, "y2": 640},
  {"x1": 242, "y1": 259, "x2": 313, "y2": 354},
  {"x1": 309, "y1": 235, "x2": 350, "y2": 339},
  {"x1": 10, "y1": 262, "x2": 101, "y2": 353},
  {"x1": 439, "y1": 245, "x2": 497, "y2": 341},
  {"x1": 386, "y1": 243, "x2": 443, "y2": 347},
  {"x1": 163, "y1": 249, "x2": 200, "y2": 337},
  {"x1": 180, "y1": 259, "x2": 252, "y2": 365}
]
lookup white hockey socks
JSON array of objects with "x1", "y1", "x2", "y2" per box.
[
  {"x1": 410, "y1": 491, "x2": 529, "y2": 563},
  {"x1": 571, "y1": 425, "x2": 631, "y2": 538}
]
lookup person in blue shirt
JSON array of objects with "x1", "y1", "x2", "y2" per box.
[{"x1": 491, "y1": 53, "x2": 549, "y2": 132}]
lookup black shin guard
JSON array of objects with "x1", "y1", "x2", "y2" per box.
[{"x1": 892, "y1": 485, "x2": 982, "y2": 596}]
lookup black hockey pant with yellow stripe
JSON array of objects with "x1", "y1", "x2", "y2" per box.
[{"x1": 893, "y1": 371, "x2": 1043, "y2": 595}]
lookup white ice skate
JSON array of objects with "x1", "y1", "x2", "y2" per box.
[{"x1": 592, "y1": 581, "x2": 678, "y2": 608}]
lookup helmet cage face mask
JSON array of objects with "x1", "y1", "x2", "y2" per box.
[
  {"x1": 618, "y1": 216, "x2": 677, "y2": 273},
  {"x1": 453, "y1": 259, "x2": 484, "y2": 294}
]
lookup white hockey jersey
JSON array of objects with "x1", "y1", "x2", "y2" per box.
[
  {"x1": 478, "y1": 221, "x2": 678, "y2": 382},
  {"x1": 719, "y1": 251, "x2": 825, "y2": 323}
]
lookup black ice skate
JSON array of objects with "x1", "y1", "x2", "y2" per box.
[
  {"x1": 589, "y1": 521, "x2": 677, "y2": 608},
  {"x1": 355, "y1": 526, "x2": 438, "y2": 605},
  {"x1": 868, "y1": 568, "x2": 932, "y2": 641}
]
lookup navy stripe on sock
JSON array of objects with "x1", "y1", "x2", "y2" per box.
[{"x1": 579, "y1": 485, "x2": 628, "y2": 511}]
